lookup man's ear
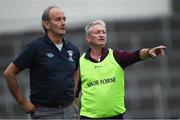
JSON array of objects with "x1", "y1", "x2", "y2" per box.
[
  {"x1": 43, "y1": 21, "x2": 50, "y2": 30},
  {"x1": 85, "y1": 36, "x2": 91, "y2": 43}
]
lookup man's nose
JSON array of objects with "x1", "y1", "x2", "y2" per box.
[
  {"x1": 61, "y1": 20, "x2": 65, "y2": 26},
  {"x1": 99, "y1": 32, "x2": 105, "y2": 36}
]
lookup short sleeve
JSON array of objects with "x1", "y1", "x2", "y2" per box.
[{"x1": 13, "y1": 43, "x2": 36, "y2": 71}]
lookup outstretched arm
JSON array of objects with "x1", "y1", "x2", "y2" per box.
[
  {"x1": 3, "y1": 63, "x2": 35, "y2": 113},
  {"x1": 140, "y1": 45, "x2": 167, "y2": 60}
]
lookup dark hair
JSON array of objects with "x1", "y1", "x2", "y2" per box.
[{"x1": 41, "y1": 6, "x2": 60, "y2": 33}]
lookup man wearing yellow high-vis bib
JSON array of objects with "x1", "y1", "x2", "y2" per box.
[{"x1": 78, "y1": 20, "x2": 166, "y2": 119}]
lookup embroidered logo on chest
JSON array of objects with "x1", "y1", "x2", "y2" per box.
[
  {"x1": 67, "y1": 50, "x2": 74, "y2": 62},
  {"x1": 46, "y1": 53, "x2": 54, "y2": 58}
]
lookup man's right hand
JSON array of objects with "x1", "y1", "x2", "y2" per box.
[{"x1": 20, "y1": 100, "x2": 36, "y2": 113}]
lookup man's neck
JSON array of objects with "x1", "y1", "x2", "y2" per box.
[
  {"x1": 90, "y1": 47, "x2": 103, "y2": 61},
  {"x1": 47, "y1": 32, "x2": 63, "y2": 44}
]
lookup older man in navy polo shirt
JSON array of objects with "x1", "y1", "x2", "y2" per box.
[{"x1": 4, "y1": 6, "x2": 80, "y2": 119}]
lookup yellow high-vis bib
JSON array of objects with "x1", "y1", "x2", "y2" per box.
[{"x1": 80, "y1": 49, "x2": 126, "y2": 118}]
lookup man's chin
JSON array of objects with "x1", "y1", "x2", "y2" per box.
[
  {"x1": 97, "y1": 44, "x2": 106, "y2": 48},
  {"x1": 61, "y1": 30, "x2": 66, "y2": 34},
  {"x1": 99, "y1": 43, "x2": 106, "y2": 47},
  {"x1": 58, "y1": 31, "x2": 66, "y2": 36}
]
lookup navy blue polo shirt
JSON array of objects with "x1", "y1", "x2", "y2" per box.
[{"x1": 13, "y1": 35, "x2": 80, "y2": 106}]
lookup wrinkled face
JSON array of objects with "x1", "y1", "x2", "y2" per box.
[
  {"x1": 86, "y1": 24, "x2": 107, "y2": 47},
  {"x1": 45, "y1": 8, "x2": 66, "y2": 36}
]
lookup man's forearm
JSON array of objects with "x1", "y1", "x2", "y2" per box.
[
  {"x1": 3, "y1": 63, "x2": 27, "y2": 106},
  {"x1": 73, "y1": 67, "x2": 80, "y2": 94},
  {"x1": 5, "y1": 74, "x2": 27, "y2": 106}
]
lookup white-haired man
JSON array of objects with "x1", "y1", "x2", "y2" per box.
[{"x1": 78, "y1": 20, "x2": 166, "y2": 119}]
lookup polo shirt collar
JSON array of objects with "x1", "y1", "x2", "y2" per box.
[
  {"x1": 44, "y1": 35, "x2": 67, "y2": 45},
  {"x1": 84, "y1": 47, "x2": 109, "y2": 62}
]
